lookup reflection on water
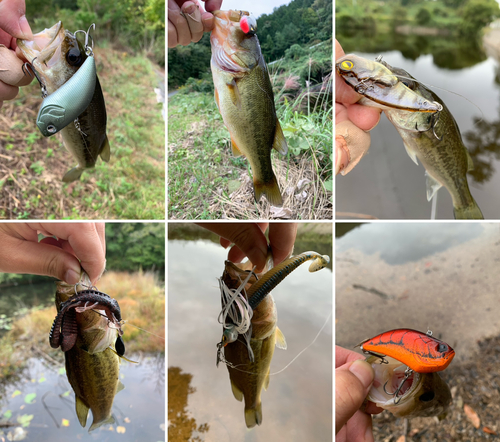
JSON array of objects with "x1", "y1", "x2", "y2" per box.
[
  {"x1": 336, "y1": 222, "x2": 484, "y2": 265},
  {"x1": 336, "y1": 36, "x2": 500, "y2": 218},
  {"x1": 0, "y1": 356, "x2": 165, "y2": 441},
  {"x1": 168, "y1": 238, "x2": 332, "y2": 442}
]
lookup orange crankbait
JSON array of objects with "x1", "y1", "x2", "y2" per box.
[{"x1": 358, "y1": 329, "x2": 455, "y2": 373}]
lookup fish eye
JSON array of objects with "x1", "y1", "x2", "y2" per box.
[
  {"x1": 437, "y1": 343, "x2": 448, "y2": 353},
  {"x1": 340, "y1": 60, "x2": 354, "y2": 71},
  {"x1": 66, "y1": 48, "x2": 82, "y2": 66},
  {"x1": 419, "y1": 391, "x2": 435, "y2": 402}
]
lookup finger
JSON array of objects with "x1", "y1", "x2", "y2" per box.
[
  {"x1": 202, "y1": 0, "x2": 223, "y2": 12},
  {"x1": 335, "y1": 360, "x2": 374, "y2": 434},
  {"x1": 168, "y1": 20, "x2": 179, "y2": 48},
  {"x1": 347, "y1": 104, "x2": 381, "y2": 131},
  {"x1": 335, "y1": 40, "x2": 360, "y2": 105},
  {"x1": 345, "y1": 410, "x2": 375, "y2": 442},
  {"x1": 200, "y1": 223, "x2": 269, "y2": 272},
  {"x1": 168, "y1": 1, "x2": 192, "y2": 46},
  {"x1": 0, "y1": 45, "x2": 33, "y2": 87},
  {"x1": 201, "y1": 11, "x2": 215, "y2": 32},
  {"x1": 335, "y1": 345, "x2": 364, "y2": 367},
  {"x1": 0, "y1": 0, "x2": 32, "y2": 40},
  {"x1": 0, "y1": 81, "x2": 18, "y2": 101},
  {"x1": 336, "y1": 136, "x2": 350, "y2": 175},
  {"x1": 268, "y1": 223, "x2": 297, "y2": 265},
  {"x1": 181, "y1": 1, "x2": 204, "y2": 43},
  {"x1": 335, "y1": 120, "x2": 371, "y2": 176},
  {"x1": 95, "y1": 223, "x2": 106, "y2": 258}
]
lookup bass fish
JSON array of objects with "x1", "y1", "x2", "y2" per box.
[
  {"x1": 365, "y1": 355, "x2": 452, "y2": 418},
  {"x1": 336, "y1": 54, "x2": 483, "y2": 220},
  {"x1": 55, "y1": 274, "x2": 123, "y2": 431},
  {"x1": 210, "y1": 10, "x2": 288, "y2": 206},
  {"x1": 18, "y1": 22, "x2": 110, "y2": 182},
  {"x1": 218, "y1": 251, "x2": 329, "y2": 427},
  {"x1": 358, "y1": 329, "x2": 455, "y2": 373}
]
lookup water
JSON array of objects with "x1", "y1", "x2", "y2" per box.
[
  {"x1": 168, "y1": 239, "x2": 332, "y2": 442},
  {"x1": 0, "y1": 356, "x2": 165, "y2": 442},
  {"x1": 336, "y1": 43, "x2": 500, "y2": 219}
]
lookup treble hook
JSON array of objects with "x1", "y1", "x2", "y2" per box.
[
  {"x1": 22, "y1": 60, "x2": 48, "y2": 98},
  {"x1": 383, "y1": 367, "x2": 413, "y2": 404},
  {"x1": 361, "y1": 349, "x2": 389, "y2": 365},
  {"x1": 430, "y1": 110, "x2": 443, "y2": 141},
  {"x1": 74, "y1": 23, "x2": 96, "y2": 56}
]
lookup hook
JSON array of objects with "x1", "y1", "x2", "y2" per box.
[
  {"x1": 383, "y1": 367, "x2": 413, "y2": 404},
  {"x1": 361, "y1": 349, "x2": 389, "y2": 365},
  {"x1": 22, "y1": 60, "x2": 48, "y2": 98},
  {"x1": 74, "y1": 23, "x2": 96, "y2": 56}
]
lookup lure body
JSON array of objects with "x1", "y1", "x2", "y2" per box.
[
  {"x1": 359, "y1": 329, "x2": 455, "y2": 373},
  {"x1": 36, "y1": 56, "x2": 96, "y2": 136}
]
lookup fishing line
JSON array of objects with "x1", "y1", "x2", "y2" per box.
[{"x1": 90, "y1": 310, "x2": 165, "y2": 340}]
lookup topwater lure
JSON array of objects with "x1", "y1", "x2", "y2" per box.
[{"x1": 358, "y1": 328, "x2": 455, "y2": 373}]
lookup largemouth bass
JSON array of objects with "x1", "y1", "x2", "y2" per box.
[
  {"x1": 18, "y1": 22, "x2": 110, "y2": 183},
  {"x1": 55, "y1": 274, "x2": 123, "y2": 431},
  {"x1": 365, "y1": 355, "x2": 452, "y2": 418},
  {"x1": 210, "y1": 10, "x2": 288, "y2": 206},
  {"x1": 336, "y1": 54, "x2": 483, "y2": 220}
]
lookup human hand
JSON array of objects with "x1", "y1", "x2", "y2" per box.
[
  {"x1": 0, "y1": 0, "x2": 33, "y2": 109},
  {"x1": 168, "y1": 0, "x2": 222, "y2": 48},
  {"x1": 336, "y1": 345, "x2": 383, "y2": 441},
  {"x1": 0, "y1": 223, "x2": 106, "y2": 285},
  {"x1": 335, "y1": 40, "x2": 382, "y2": 176},
  {"x1": 197, "y1": 223, "x2": 298, "y2": 272}
]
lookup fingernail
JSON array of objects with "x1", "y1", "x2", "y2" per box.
[
  {"x1": 18, "y1": 16, "x2": 33, "y2": 40},
  {"x1": 335, "y1": 138, "x2": 349, "y2": 175},
  {"x1": 349, "y1": 360, "x2": 374, "y2": 389},
  {"x1": 183, "y1": 3, "x2": 195, "y2": 14},
  {"x1": 65, "y1": 267, "x2": 81, "y2": 285}
]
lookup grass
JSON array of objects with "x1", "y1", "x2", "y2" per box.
[
  {"x1": 168, "y1": 43, "x2": 332, "y2": 220},
  {"x1": 0, "y1": 271, "x2": 164, "y2": 382},
  {"x1": 0, "y1": 44, "x2": 165, "y2": 220}
]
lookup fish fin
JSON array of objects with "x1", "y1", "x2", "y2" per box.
[
  {"x1": 254, "y1": 174, "x2": 283, "y2": 207},
  {"x1": 214, "y1": 86, "x2": 220, "y2": 111},
  {"x1": 99, "y1": 136, "x2": 111, "y2": 162},
  {"x1": 245, "y1": 402, "x2": 263, "y2": 428},
  {"x1": 264, "y1": 368, "x2": 270, "y2": 390},
  {"x1": 75, "y1": 396, "x2": 90, "y2": 428},
  {"x1": 89, "y1": 415, "x2": 115, "y2": 432},
  {"x1": 425, "y1": 172, "x2": 442, "y2": 201},
  {"x1": 231, "y1": 136, "x2": 243, "y2": 156},
  {"x1": 272, "y1": 120, "x2": 288, "y2": 155},
  {"x1": 116, "y1": 380, "x2": 125, "y2": 394},
  {"x1": 62, "y1": 167, "x2": 84, "y2": 183},
  {"x1": 226, "y1": 79, "x2": 241, "y2": 108},
  {"x1": 230, "y1": 380, "x2": 243, "y2": 402},
  {"x1": 404, "y1": 144, "x2": 419, "y2": 165},
  {"x1": 275, "y1": 327, "x2": 287, "y2": 350},
  {"x1": 466, "y1": 150, "x2": 474, "y2": 171},
  {"x1": 453, "y1": 200, "x2": 484, "y2": 220}
]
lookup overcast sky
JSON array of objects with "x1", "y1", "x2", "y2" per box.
[{"x1": 212, "y1": 0, "x2": 293, "y2": 18}]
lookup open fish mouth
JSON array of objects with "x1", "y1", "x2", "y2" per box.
[{"x1": 18, "y1": 21, "x2": 64, "y2": 66}]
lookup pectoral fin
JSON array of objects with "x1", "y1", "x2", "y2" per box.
[
  {"x1": 404, "y1": 143, "x2": 419, "y2": 165},
  {"x1": 62, "y1": 167, "x2": 84, "y2": 183},
  {"x1": 231, "y1": 380, "x2": 243, "y2": 402},
  {"x1": 466, "y1": 150, "x2": 474, "y2": 171},
  {"x1": 275, "y1": 327, "x2": 287, "y2": 350},
  {"x1": 231, "y1": 136, "x2": 243, "y2": 156},
  {"x1": 226, "y1": 79, "x2": 242, "y2": 109},
  {"x1": 99, "y1": 136, "x2": 111, "y2": 162},
  {"x1": 425, "y1": 171, "x2": 442, "y2": 201},
  {"x1": 272, "y1": 120, "x2": 288, "y2": 155}
]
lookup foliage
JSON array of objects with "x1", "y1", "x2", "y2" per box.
[
  {"x1": 105, "y1": 223, "x2": 165, "y2": 276},
  {"x1": 459, "y1": 0, "x2": 500, "y2": 36}
]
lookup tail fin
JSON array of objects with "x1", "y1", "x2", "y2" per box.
[
  {"x1": 453, "y1": 200, "x2": 484, "y2": 220},
  {"x1": 253, "y1": 175, "x2": 283, "y2": 207},
  {"x1": 245, "y1": 402, "x2": 263, "y2": 428}
]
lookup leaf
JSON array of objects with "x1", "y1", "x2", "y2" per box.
[
  {"x1": 24, "y1": 393, "x2": 36, "y2": 404},
  {"x1": 62, "y1": 419, "x2": 70, "y2": 427},
  {"x1": 58, "y1": 367, "x2": 66, "y2": 375},
  {"x1": 62, "y1": 391, "x2": 71, "y2": 397},
  {"x1": 3, "y1": 410, "x2": 12, "y2": 419},
  {"x1": 323, "y1": 180, "x2": 333, "y2": 192},
  {"x1": 483, "y1": 426, "x2": 497, "y2": 435},
  {"x1": 124, "y1": 417, "x2": 131, "y2": 423},
  {"x1": 464, "y1": 404, "x2": 480, "y2": 429},
  {"x1": 17, "y1": 414, "x2": 34, "y2": 428},
  {"x1": 117, "y1": 426, "x2": 126, "y2": 434},
  {"x1": 11, "y1": 390, "x2": 21, "y2": 398},
  {"x1": 38, "y1": 377, "x2": 46, "y2": 383}
]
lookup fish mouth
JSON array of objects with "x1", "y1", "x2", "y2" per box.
[{"x1": 18, "y1": 21, "x2": 64, "y2": 66}]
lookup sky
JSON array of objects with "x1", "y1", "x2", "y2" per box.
[{"x1": 210, "y1": 0, "x2": 292, "y2": 18}]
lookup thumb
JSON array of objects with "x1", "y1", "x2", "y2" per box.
[
  {"x1": 0, "y1": 0, "x2": 33, "y2": 40},
  {"x1": 335, "y1": 360, "x2": 374, "y2": 434}
]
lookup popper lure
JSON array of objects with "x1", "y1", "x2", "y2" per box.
[
  {"x1": 24, "y1": 23, "x2": 97, "y2": 137},
  {"x1": 358, "y1": 329, "x2": 455, "y2": 404}
]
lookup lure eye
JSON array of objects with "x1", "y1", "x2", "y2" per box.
[
  {"x1": 437, "y1": 343, "x2": 448, "y2": 353},
  {"x1": 340, "y1": 60, "x2": 354, "y2": 71},
  {"x1": 240, "y1": 15, "x2": 257, "y2": 35},
  {"x1": 115, "y1": 335, "x2": 125, "y2": 356},
  {"x1": 66, "y1": 48, "x2": 82, "y2": 66}
]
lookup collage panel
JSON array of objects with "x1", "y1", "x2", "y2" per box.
[
  {"x1": 0, "y1": 2, "x2": 165, "y2": 220},
  {"x1": 168, "y1": 222, "x2": 333, "y2": 441},
  {"x1": 335, "y1": 0, "x2": 500, "y2": 220},
  {"x1": 336, "y1": 222, "x2": 500, "y2": 440},
  {"x1": 0, "y1": 222, "x2": 165, "y2": 440},
  {"x1": 168, "y1": 0, "x2": 332, "y2": 220}
]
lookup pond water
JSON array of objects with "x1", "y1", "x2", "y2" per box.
[
  {"x1": 0, "y1": 356, "x2": 165, "y2": 442},
  {"x1": 168, "y1": 237, "x2": 332, "y2": 442},
  {"x1": 336, "y1": 38, "x2": 500, "y2": 219}
]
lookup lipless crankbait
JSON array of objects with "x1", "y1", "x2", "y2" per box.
[{"x1": 358, "y1": 328, "x2": 455, "y2": 373}]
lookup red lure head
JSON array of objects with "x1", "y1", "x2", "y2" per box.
[
  {"x1": 239, "y1": 15, "x2": 257, "y2": 35},
  {"x1": 359, "y1": 328, "x2": 455, "y2": 373}
]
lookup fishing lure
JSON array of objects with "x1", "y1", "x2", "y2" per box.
[
  {"x1": 25, "y1": 24, "x2": 97, "y2": 137},
  {"x1": 358, "y1": 328, "x2": 455, "y2": 373}
]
